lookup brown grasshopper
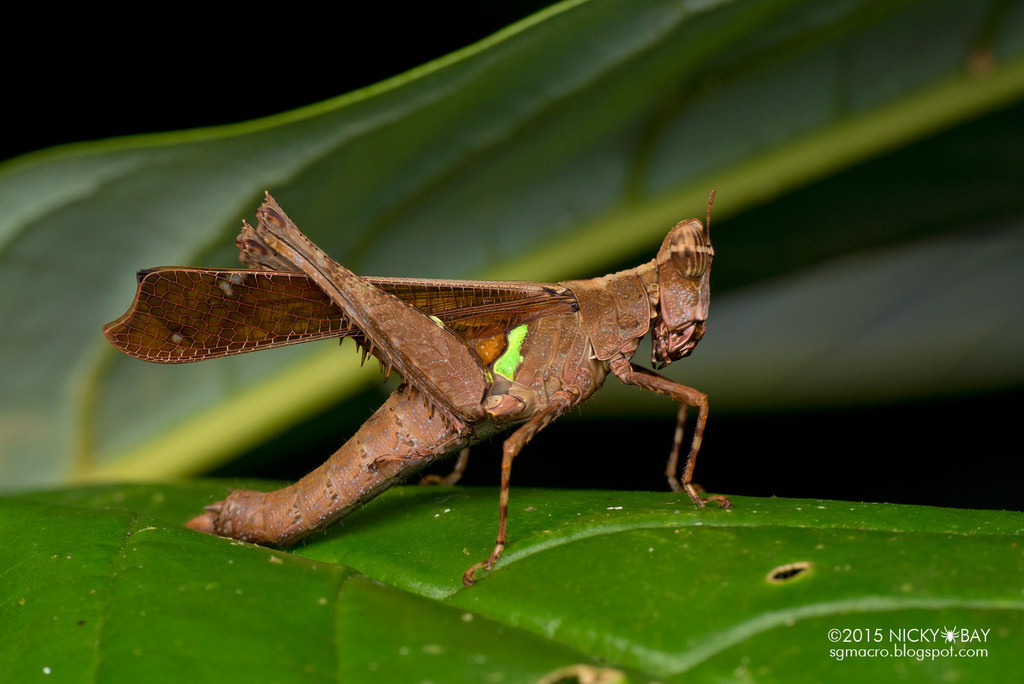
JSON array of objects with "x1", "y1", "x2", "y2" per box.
[{"x1": 104, "y1": 192, "x2": 730, "y2": 584}]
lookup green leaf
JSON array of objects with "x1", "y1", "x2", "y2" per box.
[
  {"x1": 5, "y1": 483, "x2": 1022, "y2": 682},
  {"x1": 2, "y1": 0, "x2": 1024, "y2": 487}
]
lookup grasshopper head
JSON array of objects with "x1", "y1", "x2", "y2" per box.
[{"x1": 651, "y1": 193, "x2": 714, "y2": 368}]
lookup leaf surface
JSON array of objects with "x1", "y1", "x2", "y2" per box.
[{"x1": 5, "y1": 483, "x2": 1021, "y2": 682}]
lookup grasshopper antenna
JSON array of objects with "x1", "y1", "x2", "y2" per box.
[{"x1": 705, "y1": 189, "x2": 716, "y2": 238}]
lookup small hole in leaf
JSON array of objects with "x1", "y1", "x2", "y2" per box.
[{"x1": 767, "y1": 561, "x2": 812, "y2": 583}]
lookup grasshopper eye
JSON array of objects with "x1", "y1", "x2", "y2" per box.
[{"x1": 670, "y1": 220, "x2": 713, "y2": 278}]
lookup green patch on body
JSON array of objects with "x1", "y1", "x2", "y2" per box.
[{"x1": 493, "y1": 324, "x2": 528, "y2": 380}]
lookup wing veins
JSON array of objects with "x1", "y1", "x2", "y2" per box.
[{"x1": 105, "y1": 268, "x2": 578, "y2": 363}]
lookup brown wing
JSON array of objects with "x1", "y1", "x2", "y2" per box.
[
  {"x1": 371, "y1": 276, "x2": 578, "y2": 341},
  {"x1": 103, "y1": 268, "x2": 354, "y2": 362},
  {"x1": 104, "y1": 269, "x2": 577, "y2": 364}
]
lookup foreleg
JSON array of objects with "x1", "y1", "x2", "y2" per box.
[{"x1": 610, "y1": 359, "x2": 730, "y2": 509}]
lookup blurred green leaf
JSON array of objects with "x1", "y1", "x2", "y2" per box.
[
  {"x1": 6, "y1": 483, "x2": 1022, "y2": 682},
  {"x1": 2, "y1": 0, "x2": 1023, "y2": 489}
]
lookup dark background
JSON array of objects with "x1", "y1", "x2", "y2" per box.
[
  {"x1": 2, "y1": 4, "x2": 552, "y2": 162},
  {"x1": 8, "y1": 4, "x2": 1021, "y2": 511}
]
